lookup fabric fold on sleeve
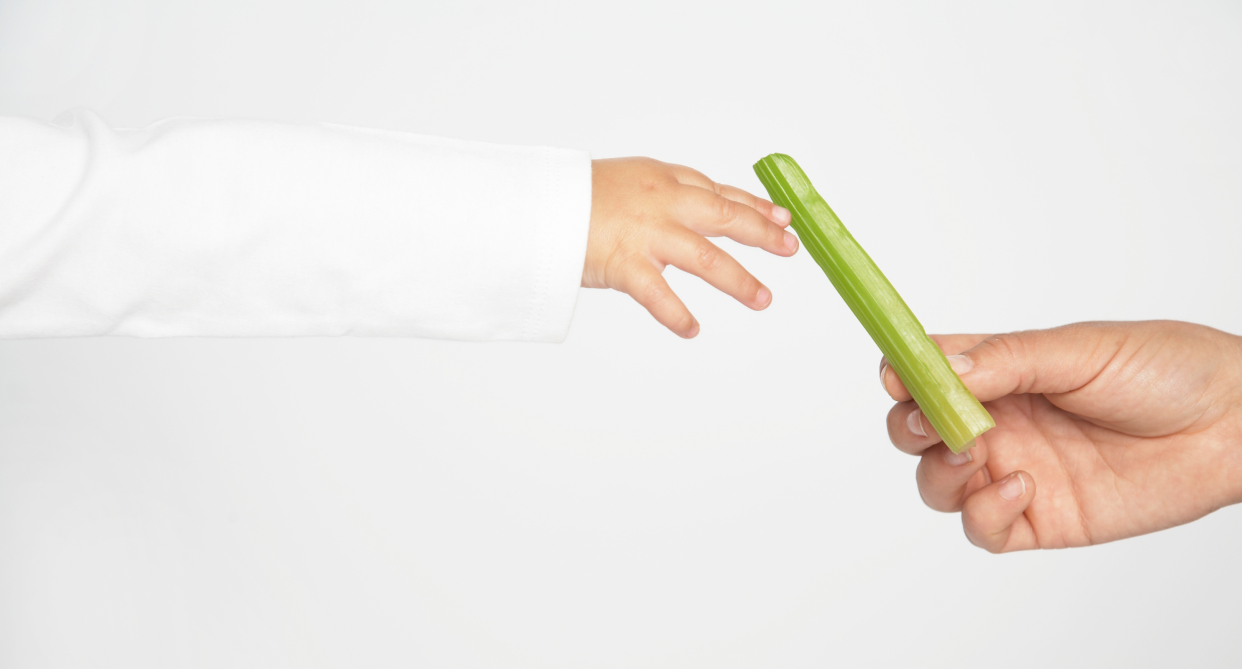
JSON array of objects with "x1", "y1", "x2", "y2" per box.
[{"x1": 0, "y1": 109, "x2": 593, "y2": 342}]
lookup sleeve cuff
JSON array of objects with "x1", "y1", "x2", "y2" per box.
[{"x1": 519, "y1": 147, "x2": 592, "y2": 343}]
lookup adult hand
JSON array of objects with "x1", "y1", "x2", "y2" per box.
[{"x1": 881, "y1": 321, "x2": 1242, "y2": 552}]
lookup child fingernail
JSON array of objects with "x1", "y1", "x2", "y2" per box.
[
  {"x1": 947, "y1": 354, "x2": 974, "y2": 375},
  {"x1": 784, "y1": 231, "x2": 799, "y2": 253},
  {"x1": 773, "y1": 205, "x2": 791, "y2": 224},
  {"x1": 879, "y1": 361, "x2": 889, "y2": 392},
  {"x1": 998, "y1": 473, "x2": 1026, "y2": 500},
  {"x1": 756, "y1": 287, "x2": 772, "y2": 308},
  {"x1": 944, "y1": 449, "x2": 972, "y2": 466},
  {"x1": 906, "y1": 407, "x2": 926, "y2": 437}
]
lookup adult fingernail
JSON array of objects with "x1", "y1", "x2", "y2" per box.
[
  {"x1": 998, "y1": 473, "x2": 1026, "y2": 500},
  {"x1": 947, "y1": 354, "x2": 974, "y2": 375},
  {"x1": 755, "y1": 287, "x2": 772, "y2": 309},
  {"x1": 944, "y1": 449, "x2": 973, "y2": 466},
  {"x1": 772, "y1": 205, "x2": 791, "y2": 224},
  {"x1": 879, "y1": 361, "x2": 889, "y2": 392},
  {"x1": 783, "y1": 231, "x2": 799, "y2": 253},
  {"x1": 685, "y1": 321, "x2": 700, "y2": 338},
  {"x1": 906, "y1": 407, "x2": 926, "y2": 437}
]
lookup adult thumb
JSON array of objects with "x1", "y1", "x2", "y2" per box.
[{"x1": 954, "y1": 322, "x2": 1131, "y2": 403}]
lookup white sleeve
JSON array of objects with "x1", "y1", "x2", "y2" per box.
[{"x1": 0, "y1": 109, "x2": 593, "y2": 341}]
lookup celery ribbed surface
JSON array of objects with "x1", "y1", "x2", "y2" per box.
[{"x1": 755, "y1": 154, "x2": 992, "y2": 453}]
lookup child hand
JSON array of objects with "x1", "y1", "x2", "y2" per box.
[
  {"x1": 880, "y1": 321, "x2": 1242, "y2": 552},
  {"x1": 582, "y1": 157, "x2": 797, "y2": 338}
]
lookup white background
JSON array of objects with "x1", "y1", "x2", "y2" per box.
[{"x1": 2, "y1": 0, "x2": 1241, "y2": 666}]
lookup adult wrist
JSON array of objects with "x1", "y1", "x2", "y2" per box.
[{"x1": 1222, "y1": 331, "x2": 1242, "y2": 507}]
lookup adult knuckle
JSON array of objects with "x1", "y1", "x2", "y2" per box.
[
  {"x1": 916, "y1": 462, "x2": 962, "y2": 513},
  {"x1": 983, "y1": 332, "x2": 1033, "y2": 391},
  {"x1": 962, "y1": 515, "x2": 1004, "y2": 553},
  {"x1": 962, "y1": 524, "x2": 991, "y2": 552},
  {"x1": 985, "y1": 332, "x2": 1026, "y2": 364},
  {"x1": 886, "y1": 405, "x2": 908, "y2": 448},
  {"x1": 915, "y1": 466, "x2": 939, "y2": 510},
  {"x1": 925, "y1": 495, "x2": 959, "y2": 514}
]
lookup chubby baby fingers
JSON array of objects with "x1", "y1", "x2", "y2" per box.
[
  {"x1": 613, "y1": 257, "x2": 700, "y2": 338},
  {"x1": 668, "y1": 165, "x2": 792, "y2": 227},
  {"x1": 656, "y1": 226, "x2": 772, "y2": 311},
  {"x1": 713, "y1": 182, "x2": 792, "y2": 227},
  {"x1": 674, "y1": 185, "x2": 798, "y2": 257}
]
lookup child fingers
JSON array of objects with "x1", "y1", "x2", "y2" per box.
[
  {"x1": 655, "y1": 226, "x2": 772, "y2": 311},
  {"x1": 666, "y1": 166, "x2": 791, "y2": 225},
  {"x1": 614, "y1": 259, "x2": 700, "y2": 338},
  {"x1": 715, "y1": 183, "x2": 792, "y2": 226},
  {"x1": 915, "y1": 443, "x2": 988, "y2": 512},
  {"x1": 666, "y1": 163, "x2": 715, "y2": 188},
  {"x1": 960, "y1": 471, "x2": 1037, "y2": 553},
  {"x1": 674, "y1": 186, "x2": 799, "y2": 257},
  {"x1": 886, "y1": 401, "x2": 944, "y2": 455}
]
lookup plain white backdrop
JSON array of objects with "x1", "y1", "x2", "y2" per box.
[{"x1": 1, "y1": 0, "x2": 1241, "y2": 666}]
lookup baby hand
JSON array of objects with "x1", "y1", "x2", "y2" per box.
[{"x1": 582, "y1": 158, "x2": 797, "y2": 337}]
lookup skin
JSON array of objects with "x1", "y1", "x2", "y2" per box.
[
  {"x1": 880, "y1": 320, "x2": 1242, "y2": 552},
  {"x1": 582, "y1": 157, "x2": 797, "y2": 337},
  {"x1": 582, "y1": 163, "x2": 1242, "y2": 552}
]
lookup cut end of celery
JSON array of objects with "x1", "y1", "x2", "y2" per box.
[{"x1": 950, "y1": 439, "x2": 977, "y2": 455}]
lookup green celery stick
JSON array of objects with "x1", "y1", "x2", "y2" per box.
[{"x1": 754, "y1": 154, "x2": 993, "y2": 453}]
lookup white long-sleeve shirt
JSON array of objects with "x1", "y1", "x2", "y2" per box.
[{"x1": 0, "y1": 110, "x2": 593, "y2": 341}]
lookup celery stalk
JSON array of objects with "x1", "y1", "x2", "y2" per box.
[{"x1": 754, "y1": 154, "x2": 992, "y2": 453}]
